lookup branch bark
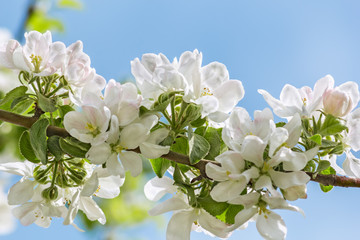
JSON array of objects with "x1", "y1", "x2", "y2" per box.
[{"x1": 0, "y1": 108, "x2": 359, "y2": 188}]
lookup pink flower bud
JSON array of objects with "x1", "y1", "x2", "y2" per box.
[{"x1": 323, "y1": 88, "x2": 353, "y2": 117}]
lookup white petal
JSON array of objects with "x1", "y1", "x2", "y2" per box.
[
  {"x1": 205, "y1": 163, "x2": 228, "y2": 182},
  {"x1": 86, "y1": 143, "x2": 112, "y2": 165},
  {"x1": 119, "y1": 151, "x2": 143, "y2": 177},
  {"x1": 210, "y1": 180, "x2": 246, "y2": 202},
  {"x1": 228, "y1": 207, "x2": 258, "y2": 231},
  {"x1": 166, "y1": 210, "x2": 197, "y2": 240},
  {"x1": 144, "y1": 176, "x2": 176, "y2": 201},
  {"x1": 269, "y1": 170, "x2": 310, "y2": 189},
  {"x1": 256, "y1": 210, "x2": 287, "y2": 240},
  {"x1": 8, "y1": 179, "x2": 35, "y2": 205},
  {"x1": 343, "y1": 152, "x2": 360, "y2": 178},
  {"x1": 228, "y1": 192, "x2": 260, "y2": 208},
  {"x1": 198, "y1": 210, "x2": 231, "y2": 238},
  {"x1": 79, "y1": 197, "x2": 106, "y2": 224},
  {"x1": 213, "y1": 80, "x2": 245, "y2": 113},
  {"x1": 81, "y1": 173, "x2": 99, "y2": 197},
  {"x1": 106, "y1": 153, "x2": 125, "y2": 177},
  {"x1": 241, "y1": 136, "x2": 266, "y2": 168},
  {"x1": 140, "y1": 142, "x2": 170, "y2": 159},
  {"x1": 148, "y1": 196, "x2": 189, "y2": 216},
  {"x1": 215, "y1": 151, "x2": 245, "y2": 174},
  {"x1": 120, "y1": 123, "x2": 149, "y2": 149}
]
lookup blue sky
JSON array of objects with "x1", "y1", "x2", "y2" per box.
[{"x1": 1, "y1": 0, "x2": 360, "y2": 239}]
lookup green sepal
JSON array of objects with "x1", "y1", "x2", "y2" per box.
[
  {"x1": 188, "y1": 133, "x2": 210, "y2": 165},
  {"x1": 317, "y1": 160, "x2": 330, "y2": 172},
  {"x1": 47, "y1": 135, "x2": 63, "y2": 160},
  {"x1": 0, "y1": 86, "x2": 28, "y2": 106},
  {"x1": 37, "y1": 93, "x2": 57, "y2": 112},
  {"x1": 29, "y1": 118, "x2": 49, "y2": 164},
  {"x1": 318, "y1": 114, "x2": 347, "y2": 136},
  {"x1": 149, "y1": 157, "x2": 171, "y2": 178},
  {"x1": 19, "y1": 130, "x2": 40, "y2": 163},
  {"x1": 320, "y1": 184, "x2": 333, "y2": 192},
  {"x1": 59, "y1": 137, "x2": 90, "y2": 158},
  {"x1": 309, "y1": 134, "x2": 322, "y2": 146},
  {"x1": 190, "y1": 116, "x2": 207, "y2": 128}
]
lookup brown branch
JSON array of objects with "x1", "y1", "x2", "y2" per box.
[
  {"x1": 307, "y1": 172, "x2": 360, "y2": 188},
  {"x1": 1, "y1": 108, "x2": 360, "y2": 188},
  {"x1": 0, "y1": 109, "x2": 69, "y2": 138}
]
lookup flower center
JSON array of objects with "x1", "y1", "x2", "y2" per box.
[
  {"x1": 302, "y1": 98, "x2": 307, "y2": 106},
  {"x1": 30, "y1": 54, "x2": 43, "y2": 73},
  {"x1": 201, "y1": 87, "x2": 213, "y2": 97},
  {"x1": 85, "y1": 123, "x2": 100, "y2": 137}
]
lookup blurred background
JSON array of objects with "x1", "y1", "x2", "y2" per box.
[{"x1": 0, "y1": 0, "x2": 360, "y2": 239}]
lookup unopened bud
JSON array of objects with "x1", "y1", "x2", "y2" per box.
[
  {"x1": 42, "y1": 186, "x2": 59, "y2": 200},
  {"x1": 282, "y1": 185, "x2": 307, "y2": 201},
  {"x1": 323, "y1": 88, "x2": 353, "y2": 117}
]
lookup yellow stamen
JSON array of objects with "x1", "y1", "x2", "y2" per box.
[{"x1": 29, "y1": 54, "x2": 43, "y2": 73}]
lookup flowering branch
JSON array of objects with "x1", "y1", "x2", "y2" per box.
[{"x1": 1, "y1": 108, "x2": 359, "y2": 188}]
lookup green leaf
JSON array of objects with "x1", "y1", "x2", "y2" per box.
[
  {"x1": 59, "y1": 105, "x2": 74, "y2": 118},
  {"x1": 29, "y1": 118, "x2": 49, "y2": 164},
  {"x1": 188, "y1": 133, "x2": 210, "y2": 164},
  {"x1": 27, "y1": 10, "x2": 64, "y2": 33},
  {"x1": 19, "y1": 131, "x2": 40, "y2": 163},
  {"x1": 37, "y1": 93, "x2": 57, "y2": 112},
  {"x1": 204, "y1": 127, "x2": 222, "y2": 160},
  {"x1": 319, "y1": 114, "x2": 347, "y2": 136},
  {"x1": 309, "y1": 134, "x2": 322, "y2": 145},
  {"x1": 320, "y1": 166, "x2": 336, "y2": 175},
  {"x1": 0, "y1": 86, "x2": 28, "y2": 106},
  {"x1": 12, "y1": 99, "x2": 34, "y2": 114},
  {"x1": 317, "y1": 160, "x2": 330, "y2": 172},
  {"x1": 59, "y1": 137, "x2": 89, "y2": 158},
  {"x1": 152, "y1": 96, "x2": 174, "y2": 113},
  {"x1": 216, "y1": 204, "x2": 244, "y2": 224},
  {"x1": 171, "y1": 137, "x2": 189, "y2": 155},
  {"x1": 198, "y1": 195, "x2": 229, "y2": 216},
  {"x1": 57, "y1": 0, "x2": 83, "y2": 9},
  {"x1": 320, "y1": 183, "x2": 333, "y2": 192},
  {"x1": 276, "y1": 122, "x2": 286, "y2": 128},
  {"x1": 173, "y1": 165, "x2": 187, "y2": 185},
  {"x1": 47, "y1": 136, "x2": 63, "y2": 160},
  {"x1": 190, "y1": 116, "x2": 206, "y2": 128},
  {"x1": 149, "y1": 158, "x2": 171, "y2": 178}
]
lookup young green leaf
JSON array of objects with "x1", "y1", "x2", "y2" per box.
[
  {"x1": 19, "y1": 131, "x2": 40, "y2": 163},
  {"x1": 149, "y1": 157, "x2": 171, "y2": 178},
  {"x1": 319, "y1": 114, "x2": 347, "y2": 136},
  {"x1": 309, "y1": 134, "x2": 322, "y2": 146},
  {"x1": 59, "y1": 137, "x2": 88, "y2": 158},
  {"x1": 188, "y1": 133, "x2": 210, "y2": 165},
  {"x1": 47, "y1": 136, "x2": 63, "y2": 160},
  {"x1": 29, "y1": 118, "x2": 49, "y2": 164},
  {"x1": 317, "y1": 160, "x2": 330, "y2": 172},
  {"x1": 37, "y1": 93, "x2": 57, "y2": 112},
  {"x1": 0, "y1": 86, "x2": 28, "y2": 106},
  {"x1": 320, "y1": 183, "x2": 333, "y2": 193},
  {"x1": 204, "y1": 127, "x2": 222, "y2": 160}
]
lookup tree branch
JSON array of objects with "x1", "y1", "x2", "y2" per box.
[{"x1": 0, "y1": 108, "x2": 359, "y2": 188}]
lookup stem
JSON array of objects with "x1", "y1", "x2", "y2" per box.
[
  {"x1": 0, "y1": 108, "x2": 360, "y2": 188},
  {"x1": 51, "y1": 162, "x2": 58, "y2": 187},
  {"x1": 46, "y1": 83, "x2": 63, "y2": 97}
]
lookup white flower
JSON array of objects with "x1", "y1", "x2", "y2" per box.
[
  {"x1": 0, "y1": 161, "x2": 37, "y2": 205},
  {"x1": 62, "y1": 41, "x2": 94, "y2": 87},
  {"x1": 259, "y1": 75, "x2": 334, "y2": 119},
  {"x1": 11, "y1": 31, "x2": 66, "y2": 76},
  {"x1": 346, "y1": 108, "x2": 360, "y2": 151},
  {"x1": 86, "y1": 115, "x2": 170, "y2": 177},
  {"x1": 64, "y1": 104, "x2": 111, "y2": 145},
  {"x1": 343, "y1": 151, "x2": 360, "y2": 178},
  {"x1": 132, "y1": 50, "x2": 245, "y2": 122},
  {"x1": 229, "y1": 193, "x2": 303, "y2": 240},
  {"x1": 323, "y1": 81, "x2": 359, "y2": 117},
  {"x1": 0, "y1": 179, "x2": 15, "y2": 235},
  {"x1": 222, "y1": 107, "x2": 275, "y2": 152},
  {"x1": 104, "y1": 79, "x2": 142, "y2": 127},
  {"x1": 145, "y1": 176, "x2": 230, "y2": 240}
]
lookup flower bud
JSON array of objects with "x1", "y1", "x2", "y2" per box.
[
  {"x1": 282, "y1": 185, "x2": 307, "y2": 201},
  {"x1": 42, "y1": 186, "x2": 59, "y2": 200},
  {"x1": 323, "y1": 88, "x2": 353, "y2": 117}
]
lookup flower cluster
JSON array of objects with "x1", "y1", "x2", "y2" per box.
[{"x1": 0, "y1": 31, "x2": 359, "y2": 240}]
